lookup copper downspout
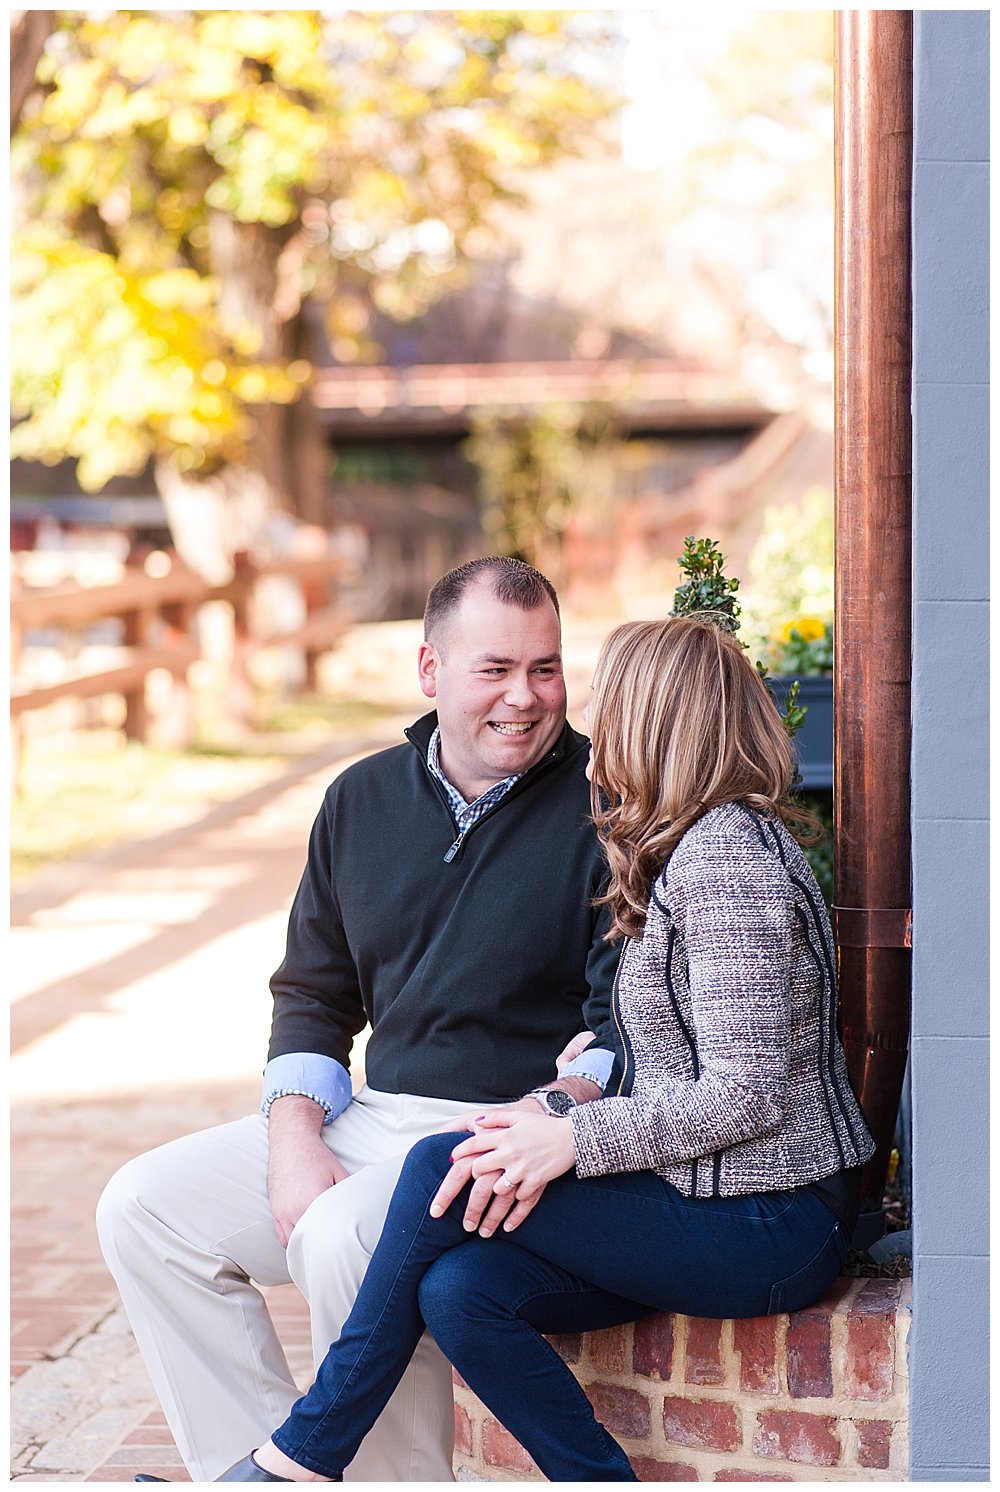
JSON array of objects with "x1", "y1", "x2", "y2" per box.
[{"x1": 833, "y1": 12, "x2": 913, "y2": 1221}]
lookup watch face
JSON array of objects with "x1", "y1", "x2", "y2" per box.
[{"x1": 544, "y1": 1090, "x2": 576, "y2": 1116}]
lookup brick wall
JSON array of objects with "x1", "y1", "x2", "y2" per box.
[{"x1": 453, "y1": 1275, "x2": 910, "y2": 1481}]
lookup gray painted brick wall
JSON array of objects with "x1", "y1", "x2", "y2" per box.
[{"x1": 909, "y1": 10, "x2": 989, "y2": 1481}]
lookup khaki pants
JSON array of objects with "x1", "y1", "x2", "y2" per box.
[{"x1": 97, "y1": 1086, "x2": 483, "y2": 1481}]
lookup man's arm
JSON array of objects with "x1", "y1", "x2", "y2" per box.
[
  {"x1": 261, "y1": 1054, "x2": 357, "y2": 1245},
  {"x1": 267, "y1": 794, "x2": 369, "y2": 1068},
  {"x1": 560, "y1": 1045, "x2": 615, "y2": 1090},
  {"x1": 260, "y1": 1051, "x2": 354, "y2": 1126},
  {"x1": 264, "y1": 794, "x2": 367, "y2": 1244},
  {"x1": 575, "y1": 893, "x2": 624, "y2": 1079}
]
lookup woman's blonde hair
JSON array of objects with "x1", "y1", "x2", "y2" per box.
[{"x1": 590, "y1": 615, "x2": 821, "y2": 940}]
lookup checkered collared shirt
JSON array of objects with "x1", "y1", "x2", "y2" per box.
[{"x1": 427, "y1": 726, "x2": 521, "y2": 861}]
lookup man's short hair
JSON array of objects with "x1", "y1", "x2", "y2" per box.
[{"x1": 424, "y1": 556, "x2": 560, "y2": 640}]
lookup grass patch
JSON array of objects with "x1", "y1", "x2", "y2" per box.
[
  {"x1": 257, "y1": 693, "x2": 404, "y2": 737},
  {"x1": 11, "y1": 687, "x2": 411, "y2": 885},
  {"x1": 11, "y1": 730, "x2": 288, "y2": 884}
]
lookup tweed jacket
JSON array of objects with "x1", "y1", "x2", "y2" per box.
[{"x1": 571, "y1": 801, "x2": 875, "y2": 1198}]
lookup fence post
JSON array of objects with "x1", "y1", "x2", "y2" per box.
[
  {"x1": 123, "y1": 601, "x2": 154, "y2": 742},
  {"x1": 302, "y1": 575, "x2": 322, "y2": 693},
  {"x1": 294, "y1": 525, "x2": 330, "y2": 694},
  {"x1": 228, "y1": 550, "x2": 256, "y2": 736},
  {"x1": 10, "y1": 574, "x2": 25, "y2": 796},
  {"x1": 159, "y1": 595, "x2": 196, "y2": 748}
]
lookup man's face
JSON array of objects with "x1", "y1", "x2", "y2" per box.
[{"x1": 418, "y1": 580, "x2": 567, "y2": 802}]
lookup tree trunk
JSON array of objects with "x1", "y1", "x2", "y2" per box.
[
  {"x1": 287, "y1": 307, "x2": 333, "y2": 527},
  {"x1": 156, "y1": 214, "x2": 331, "y2": 580},
  {"x1": 155, "y1": 458, "x2": 278, "y2": 585},
  {"x1": 213, "y1": 213, "x2": 295, "y2": 511},
  {"x1": 10, "y1": 10, "x2": 55, "y2": 133}
]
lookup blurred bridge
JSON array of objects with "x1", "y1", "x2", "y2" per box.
[{"x1": 311, "y1": 358, "x2": 775, "y2": 437}]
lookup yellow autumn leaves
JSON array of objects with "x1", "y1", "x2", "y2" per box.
[{"x1": 12, "y1": 11, "x2": 616, "y2": 493}]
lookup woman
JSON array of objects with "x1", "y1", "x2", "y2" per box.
[{"x1": 140, "y1": 616, "x2": 874, "y2": 1484}]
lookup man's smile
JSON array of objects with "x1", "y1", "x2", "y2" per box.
[{"x1": 489, "y1": 721, "x2": 536, "y2": 736}]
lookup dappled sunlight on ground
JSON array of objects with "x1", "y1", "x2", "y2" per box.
[
  {"x1": 11, "y1": 909, "x2": 284, "y2": 1104},
  {"x1": 10, "y1": 749, "x2": 363, "y2": 1098},
  {"x1": 11, "y1": 730, "x2": 292, "y2": 884},
  {"x1": 10, "y1": 923, "x2": 155, "y2": 1007}
]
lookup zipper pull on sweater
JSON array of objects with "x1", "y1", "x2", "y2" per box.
[
  {"x1": 441, "y1": 744, "x2": 565, "y2": 863},
  {"x1": 444, "y1": 833, "x2": 464, "y2": 863}
]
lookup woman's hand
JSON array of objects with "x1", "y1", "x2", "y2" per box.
[
  {"x1": 555, "y1": 1030, "x2": 597, "y2": 1076},
  {"x1": 430, "y1": 1108, "x2": 575, "y2": 1236}
]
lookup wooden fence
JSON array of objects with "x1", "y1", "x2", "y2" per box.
[{"x1": 10, "y1": 549, "x2": 355, "y2": 752}]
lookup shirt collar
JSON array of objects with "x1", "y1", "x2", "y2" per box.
[{"x1": 426, "y1": 726, "x2": 521, "y2": 814}]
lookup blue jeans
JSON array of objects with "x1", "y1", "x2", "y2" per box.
[{"x1": 272, "y1": 1133, "x2": 847, "y2": 1481}]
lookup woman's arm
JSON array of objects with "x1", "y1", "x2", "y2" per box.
[{"x1": 571, "y1": 828, "x2": 795, "y2": 1179}]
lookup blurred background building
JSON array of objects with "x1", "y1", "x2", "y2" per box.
[{"x1": 10, "y1": 9, "x2": 835, "y2": 630}]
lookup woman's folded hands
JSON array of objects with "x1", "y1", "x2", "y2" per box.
[{"x1": 430, "y1": 1108, "x2": 577, "y2": 1237}]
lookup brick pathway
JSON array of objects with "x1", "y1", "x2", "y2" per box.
[{"x1": 10, "y1": 735, "x2": 399, "y2": 1483}]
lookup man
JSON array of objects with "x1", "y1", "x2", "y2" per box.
[{"x1": 97, "y1": 556, "x2": 619, "y2": 1482}]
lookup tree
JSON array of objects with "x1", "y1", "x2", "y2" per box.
[
  {"x1": 11, "y1": 10, "x2": 614, "y2": 579},
  {"x1": 465, "y1": 403, "x2": 617, "y2": 583},
  {"x1": 9, "y1": 10, "x2": 56, "y2": 132}
]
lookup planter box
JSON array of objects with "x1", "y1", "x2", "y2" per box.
[{"x1": 769, "y1": 675, "x2": 832, "y2": 791}]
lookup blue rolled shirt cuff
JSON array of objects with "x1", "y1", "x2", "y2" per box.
[
  {"x1": 261, "y1": 1053, "x2": 353, "y2": 1126},
  {"x1": 561, "y1": 1047, "x2": 614, "y2": 1091}
]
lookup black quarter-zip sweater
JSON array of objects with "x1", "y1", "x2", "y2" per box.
[{"x1": 268, "y1": 712, "x2": 621, "y2": 1104}]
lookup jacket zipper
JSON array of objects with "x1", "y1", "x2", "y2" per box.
[{"x1": 612, "y1": 942, "x2": 632, "y2": 1096}]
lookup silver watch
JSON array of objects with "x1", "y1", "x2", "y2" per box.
[{"x1": 529, "y1": 1087, "x2": 578, "y2": 1118}]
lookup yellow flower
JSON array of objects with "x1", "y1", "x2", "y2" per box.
[{"x1": 781, "y1": 615, "x2": 827, "y2": 643}]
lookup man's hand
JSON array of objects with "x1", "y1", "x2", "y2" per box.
[{"x1": 267, "y1": 1095, "x2": 350, "y2": 1247}]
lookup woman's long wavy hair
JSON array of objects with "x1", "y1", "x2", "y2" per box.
[{"x1": 590, "y1": 616, "x2": 822, "y2": 941}]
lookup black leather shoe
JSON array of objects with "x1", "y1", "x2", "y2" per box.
[
  {"x1": 216, "y1": 1453, "x2": 291, "y2": 1481},
  {"x1": 135, "y1": 1451, "x2": 290, "y2": 1482},
  {"x1": 135, "y1": 1449, "x2": 342, "y2": 1482}
]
